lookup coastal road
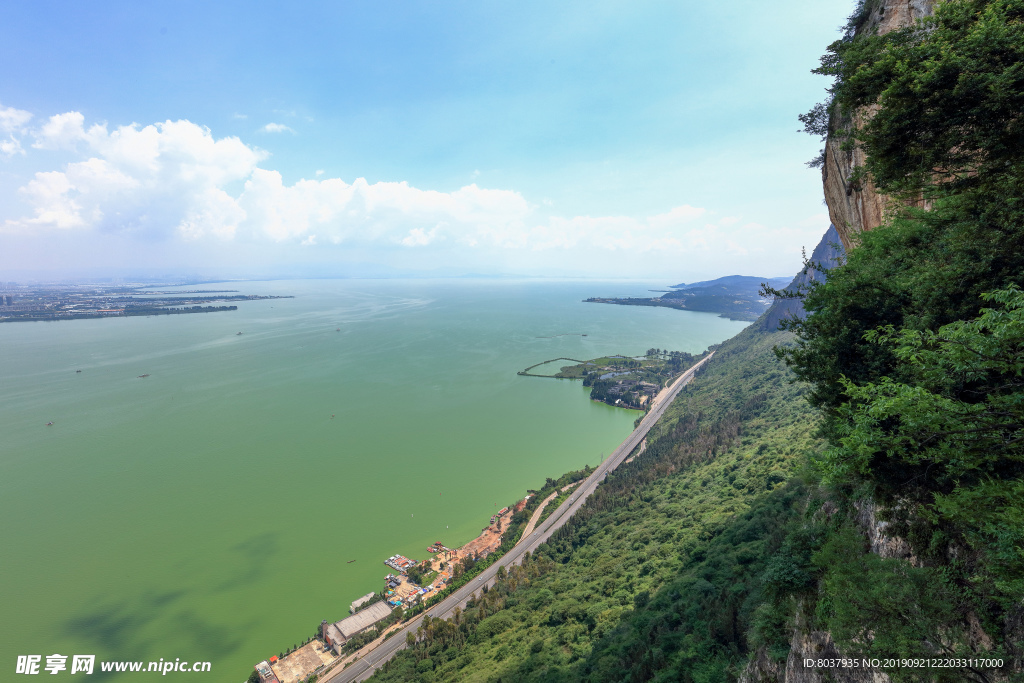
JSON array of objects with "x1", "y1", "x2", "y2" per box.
[{"x1": 325, "y1": 352, "x2": 714, "y2": 683}]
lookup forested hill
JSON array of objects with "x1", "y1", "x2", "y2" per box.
[
  {"x1": 369, "y1": 267, "x2": 825, "y2": 681},
  {"x1": 368, "y1": 0, "x2": 1024, "y2": 677},
  {"x1": 669, "y1": 275, "x2": 791, "y2": 292}
]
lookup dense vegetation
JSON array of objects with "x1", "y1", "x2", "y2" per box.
[
  {"x1": 358, "y1": 2, "x2": 1024, "y2": 680},
  {"x1": 370, "y1": 322, "x2": 823, "y2": 681},
  {"x1": 775, "y1": 0, "x2": 1024, "y2": 679}
]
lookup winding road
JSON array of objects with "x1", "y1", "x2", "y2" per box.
[{"x1": 325, "y1": 352, "x2": 714, "y2": 683}]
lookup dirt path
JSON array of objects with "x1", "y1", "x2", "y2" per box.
[
  {"x1": 518, "y1": 481, "x2": 582, "y2": 543},
  {"x1": 624, "y1": 437, "x2": 646, "y2": 464}
]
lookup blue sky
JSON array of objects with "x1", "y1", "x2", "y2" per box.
[{"x1": 0, "y1": 1, "x2": 851, "y2": 280}]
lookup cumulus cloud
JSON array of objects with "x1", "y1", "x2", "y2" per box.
[
  {"x1": 32, "y1": 111, "x2": 94, "y2": 150},
  {"x1": 6, "y1": 107, "x2": 811, "y2": 275},
  {"x1": 236, "y1": 170, "x2": 530, "y2": 247},
  {"x1": 0, "y1": 102, "x2": 32, "y2": 157},
  {"x1": 12, "y1": 115, "x2": 263, "y2": 238},
  {"x1": 0, "y1": 103, "x2": 32, "y2": 134},
  {"x1": 261, "y1": 123, "x2": 294, "y2": 134},
  {"x1": 400, "y1": 227, "x2": 440, "y2": 246},
  {"x1": 1, "y1": 136, "x2": 24, "y2": 156}
]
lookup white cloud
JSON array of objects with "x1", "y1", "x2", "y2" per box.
[
  {"x1": 19, "y1": 171, "x2": 85, "y2": 229},
  {"x1": 0, "y1": 103, "x2": 32, "y2": 134},
  {"x1": 0, "y1": 102, "x2": 32, "y2": 158},
  {"x1": 8, "y1": 112, "x2": 726, "y2": 254},
  {"x1": 647, "y1": 204, "x2": 705, "y2": 230},
  {"x1": 5, "y1": 107, "x2": 831, "y2": 279},
  {"x1": 400, "y1": 227, "x2": 440, "y2": 246},
  {"x1": 236, "y1": 171, "x2": 530, "y2": 247},
  {"x1": 1, "y1": 136, "x2": 24, "y2": 157},
  {"x1": 33, "y1": 111, "x2": 94, "y2": 150},
  {"x1": 261, "y1": 123, "x2": 295, "y2": 134},
  {"x1": 13, "y1": 115, "x2": 263, "y2": 238}
]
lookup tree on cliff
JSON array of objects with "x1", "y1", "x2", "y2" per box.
[
  {"x1": 777, "y1": 0, "x2": 1024, "y2": 670},
  {"x1": 817, "y1": 0, "x2": 1024, "y2": 197}
]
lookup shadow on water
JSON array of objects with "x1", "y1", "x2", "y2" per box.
[
  {"x1": 171, "y1": 611, "x2": 245, "y2": 658},
  {"x1": 59, "y1": 533, "x2": 279, "y2": 681},
  {"x1": 62, "y1": 591, "x2": 250, "y2": 680},
  {"x1": 215, "y1": 531, "x2": 280, "y2": 593},
  {"x1": 62, "y1": 592, "x2": 172, "y2": 681}
]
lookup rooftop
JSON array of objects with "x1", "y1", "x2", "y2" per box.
[{"x1": 336, "y1": 601, "x2": 392, "y2": 639}]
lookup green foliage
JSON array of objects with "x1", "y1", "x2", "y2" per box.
[
  {"x1": 819, "y1": 288, "x2": 1024, "y2": 601},
  {"x1": 370, "y1": 321, "x2": 822, "y2": 682},
  {"x1": 818, "y1": 0, "x2": 1024, "y2": 197},
  {"x1": 826, "y1": 288, "x2": 1024, "y2": 484},
  {"x1": 811, "y1": 526, "x2": 974, "y2": 682},
  {"x1": 406, "y1": 563, "x2": 430, "y2": 587},
  {"x1": 770, "y1": 4, "x2": 1024, "y2": 678}
]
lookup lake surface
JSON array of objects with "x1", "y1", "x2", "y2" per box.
[{"x1": 0, "y1": 279, "x2": 747, "y2": 679}]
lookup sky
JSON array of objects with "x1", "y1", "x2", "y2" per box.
[{"x1": 0, "y1": 0, "x2": 852, "y2": 282}]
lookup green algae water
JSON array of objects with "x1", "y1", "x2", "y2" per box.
[{"x1": 0, "y1": 279, "x2": 746, "y2": 679}]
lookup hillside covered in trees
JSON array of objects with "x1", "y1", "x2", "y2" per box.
[
  {"x1": 368, "y1": 310, "x2": 824, "y2": 681},
  {"x1": 366, "y1": 0, "x2": 1024, "y2": 680}
]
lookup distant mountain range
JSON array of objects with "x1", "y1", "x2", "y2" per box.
[
  {"x1": 669, "y1": 275, "x2": 793, "y2": 291},
  {"x1": 585, "y1": 274, "x2": 794, "y2": 321}
]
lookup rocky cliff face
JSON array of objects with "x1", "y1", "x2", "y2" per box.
[
  {"x1": 761, "y1": 224, "x2": 844, "y2": 332},
  {"x1": 737, "y1": 498, "x2": 915, "y2": 683},
  {"x1": 822, "y1": 0, "x2": 937, "y2": 251}
]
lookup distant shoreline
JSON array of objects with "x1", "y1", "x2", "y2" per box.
[
  {"x1": 585, "y1": 296, "x2": 761, "y2": 322},
  {"x1": 0, "y1": 284, "x2": 291, "y2": 323}
]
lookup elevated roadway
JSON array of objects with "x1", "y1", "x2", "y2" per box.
[{"x1": 326, "y1": 352, "x2": 714, "y2": 682}]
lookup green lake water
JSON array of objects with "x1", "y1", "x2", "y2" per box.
[{"x1": 0, "y1": 279, "x2": 747, "y2": 679}]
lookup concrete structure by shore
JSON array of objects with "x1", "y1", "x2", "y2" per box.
[
  {"x1": 322, "y1": 602, "x2": 393, "y2": 655},
  {"x1": 349, "y1": 592, "x2": 376, "y2": 614}
]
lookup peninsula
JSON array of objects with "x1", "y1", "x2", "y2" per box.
[
  {"x1": 586, "y1": 274, "x2": 791, "y2": 321},
  {"x1": 520, "y1": 349, "x2": 706, "y2": 410}
]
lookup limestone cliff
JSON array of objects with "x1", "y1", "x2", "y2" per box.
[
  {"x1": 737, "y1": 498, "x2": 916, "y2": 683},
  {"x1": 760, "y1": 224, "x2": 844, "y2": 333},
  {"x1": 822, "y1": 0, "x2": 937, "y2": 250}
]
